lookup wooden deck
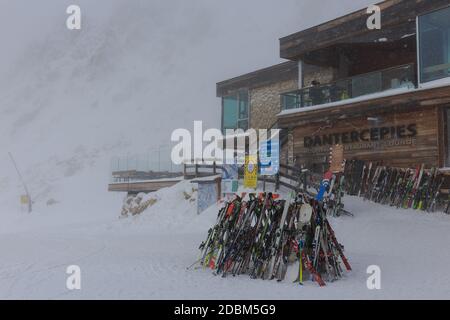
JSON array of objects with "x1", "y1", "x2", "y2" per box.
[
  {"x1": 108, "y1": 179, "x2": 183, "y2": 194},
  {"x1": 109, "y1": 162, "x2": 223, "y2": 194}
]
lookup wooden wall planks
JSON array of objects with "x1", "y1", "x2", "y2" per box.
[{"x1": 290, "y1": 106, "x2": 442, "y2": 169}]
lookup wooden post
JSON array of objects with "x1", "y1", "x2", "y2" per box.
[
  {"x1": 213, "y1": 161, "x2": 217, "y2": 175},
  {"x1": 8, "y1": 152, "x2": 32, "y2": 214},
  {"x1": 183, "y1": 163, "x2": 187, "y2": 178},
  {"x1": 275, "y1": 173, "x2": 280, "y2": 192},
  {"x1": 216, "y1": 177, "x2": 222, "y2": 201},
  {"x1": 195, "y1": 164, "x2": 199, "y2": 178}
]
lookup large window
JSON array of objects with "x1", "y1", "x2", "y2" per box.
[
  {"x1": 222, "y1": 90, "x2": 249, "y2": 132},
  {"x1": 419, "y1": 6, "x2": 450, "y2": 83}
]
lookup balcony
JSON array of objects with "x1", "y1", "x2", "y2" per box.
[{"x1": 281, "y1": 64, "x2": 416, "y2": 111}]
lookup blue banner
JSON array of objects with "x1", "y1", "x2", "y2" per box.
[{"x1": 259, "y1": 139, "x2": 280, "y2": 176}]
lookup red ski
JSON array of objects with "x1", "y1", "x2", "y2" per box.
[
  {"x1": 325, "y1": 220, "x2": 352, "y2": 271},
  {"x1": 302, "y1": 251, "x2": 326, "y2": 287}
]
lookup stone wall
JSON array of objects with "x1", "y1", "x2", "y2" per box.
[
  {"x1": 280, "y1": 130, "x2": 295, "y2": 166},
  {"x1": 303, "y1": 63, "x2": 337, "y2": 87},
  {"x1": 249, "y1": 79, "x2": 298, "y2": 130}
]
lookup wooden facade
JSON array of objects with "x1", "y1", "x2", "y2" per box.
[
  {"x1": 217, "y1": 0, "x2": 450, "y2": 172},
  {"x1": 279, "y1": 86, "x2": 450, "y2": 169},
  {"x1": 276, "y1": 0, "x2": 450, "y2": 170},
  {"x1": 288, "y1": 106, "x2": 441, "y2": 169}
]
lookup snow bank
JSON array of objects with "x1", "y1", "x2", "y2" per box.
[
  {"x1": 114, "y1": 181, "x2": 218, "y2": 234},
  {"x1": 1, "y1": 178, "x2": 450, "y2": 299}
]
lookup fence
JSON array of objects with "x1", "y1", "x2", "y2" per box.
[
  {"x1": 110, "y1": 146, "x2": 319, "y2": 193},
  {"x1": 110, "y1": 146, "x2": 183, "y2": 183},
  {"x1": 281, "y1": 63, "x2": 415, "y2": 110},
  {"x1": 183, "y1": 162, "x2": 318, "y2": 193},
  {"x1": 183, "y1": 162, "x2": 222, "y2": 179}
]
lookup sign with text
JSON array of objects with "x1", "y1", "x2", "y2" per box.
[
  {"x1": 329, "y1": 144, "x2": 345, "y2": 173},
  {"x1": 259, "y1": 139, "x2": 280, "y2": 176},
  {"x1": 244, "y1": 155, "x2": 258, "y2": 189},
  {"x1": 222, "y1": 164, "x2": 239, "y2": 194},
  {"x1": 197, "y1": 183, "x2": 219, "y2": 214},
  {"x1": 304, "y1": 124, "x2": 417, "y2": 148}
]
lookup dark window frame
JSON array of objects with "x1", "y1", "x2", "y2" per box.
[{"x1": 418, "y1": 5, "x2": 450, "y2": 84}]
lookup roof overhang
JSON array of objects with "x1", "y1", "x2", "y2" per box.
[
  {"x1": 280, "y1": 0, "x2": 450, "y2": 61},
  {"x1": 216, "y1": 61, "x2": 298, "y2": 97}
]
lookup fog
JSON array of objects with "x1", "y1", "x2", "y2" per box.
[
  {"x1": 0, "y1": 0, "x2": 375, "y2": 85},
  {"x1": 0, "y1": 0, "x2": 375, "y2": 206}
]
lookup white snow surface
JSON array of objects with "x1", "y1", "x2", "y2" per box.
[{"x1": 1, "y1": 180, "x2": 450, "y2": 300}]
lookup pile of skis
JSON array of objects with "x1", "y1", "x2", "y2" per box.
[
  {"x1": 193, "y1": 192, "x2": 351, "y2": 287},
  {"x1": 344, "y1": 160, "x2": 447, "y2": 212}
]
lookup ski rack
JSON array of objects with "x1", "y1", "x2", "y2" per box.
[
  {"x1": 344, "y1": 161, "x2": 450, "y2": 213},
  {"x1": 193, "y1": 192, "x2": 352, "y2": 287}
]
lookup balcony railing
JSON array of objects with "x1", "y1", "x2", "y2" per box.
[{"x1": 281, "y1": 64, "x2": 416, "y2": 111}]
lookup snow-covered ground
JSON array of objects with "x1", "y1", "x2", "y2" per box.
[{"x1": 1, "y1": 180, "x2": 449, "y2": 300}]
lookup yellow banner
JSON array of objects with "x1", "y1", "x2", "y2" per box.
[{"x1": 244, "y1": 155, "x2": 258, "y2": 189}]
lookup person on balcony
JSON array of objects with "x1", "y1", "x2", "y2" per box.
[{"x1": 310, "y1": 80, "x2": 325, "y2": 106}]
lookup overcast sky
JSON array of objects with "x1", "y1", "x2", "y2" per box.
[
  {"x1": 0, "y1": 0, "x2": 378, "y2": 164},
  {"x1": 0, "y1": 0, "x2": 376, "y2": 78}
]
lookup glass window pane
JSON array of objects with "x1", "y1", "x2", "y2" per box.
[
  {"x1": 223, "y1": 96, "x2": 238, "y2": 130},
  {"x1": 238, "y1": 104, "x2": 248, "y2": 120},
  {"x1": 238, "y1": 91, "x2": 249, "y2": 120},
  {"x1": 352, "y1": 72, "x2": 382, "y2": 97},
  {"x1": 282, "y1": 94, "x2": 298, "y2": 110},
  {"x1": 419, "y1": 6, "x2": 450, "y2": 83}
]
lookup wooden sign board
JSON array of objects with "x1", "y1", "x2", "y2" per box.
[{"x1": 329, "y1": 144, "x2": 345, "y2": 173}]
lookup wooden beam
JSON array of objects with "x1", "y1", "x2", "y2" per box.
[
  {"x1": 108, "y1": 180, "x2": 181, "y2": 193},
  {"x1": 278, "y1": 85, "x2": 450, "y2": 128},
  {"x1": 217, "y1": 61, "x2": 298, "y2": 97}
]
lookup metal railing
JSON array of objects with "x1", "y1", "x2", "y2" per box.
[
  {"x1": 110, "y1": 146, "x2": 183, "y2": 183},
  {"x1": 281, "y1": 63, "x2": 416, "y2": 110},
  {"x1": 182, "y1": 161, "x2": 316, "y2": 193},
  {"x1": 183, "y1": 162, "x2": 223, "y2": 179}
]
